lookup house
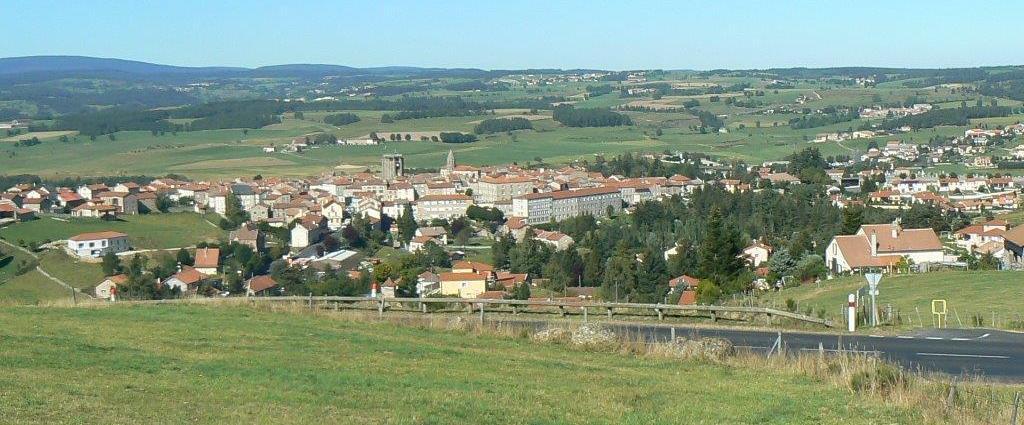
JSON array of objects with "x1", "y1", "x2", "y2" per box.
[
  {"x1": 229, "y1": 223, "x2": 264, "y2": 253},
  {"x1": 494, "y1": 271, "x2": 529, "y2": 289},
  {"x1": 409, "y1": 235, "x2": 439, "y2": 252},
  {"x1": 742, "y1": 240, "x2": 772, "y2": 267},
  {"x1": 95, "y1": 274, "x2": 128, "y2": 300},
  {"x1": 416, "y1": 271, "x2": 441, "y2": 296},
  {"x1": 290, "y1": 218, "x2": 325, "y2": 249},
  {"x1": 66, "y1": 231, "x2": 130, "y2": 258},
  {"x1": 322, "y1": 201, "x2": 346, "y2": 230},
  {"x1": 1005, "y1": 224, "x2": 1024, "y2": 263},
  {"x1": 824, "y1": 222, "x2": 943, "y2": 274},
  {"x1": 533, "y1": 229, "x2": 574, "y2": 251},
  {"x1": 163, "y1": 266, "x2": 208, "y2": 293},
  {"x1": 669, "y1": 275, "x2": 700, "y2": 305},
  {"x1": 452, "y1": 260, "x2": 494, "y2": 278},
  {"x1": 380, "y1": 277, "x2": 398, "y2": 298},
  {"x1": 415, "y1": 227, "x2": 448, "y2": 245},
  {"x1": 71, "y1": 202, "x2": 118, "y2": 219},
  {"x1": 193, "y1": 247, "x2": 220, "y2": 275},
  {"x1": 439, "y1": 271, "x2": 489, "y2": 298},
  {"x1": 246, "y1": 275, "x2": 279, "y2": 296},
  {"x1": 953, "y1": 220, "x2": 1008, "y2": 252}
]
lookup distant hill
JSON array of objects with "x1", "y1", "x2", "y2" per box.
[
  {"x1": 0, "y1": 55, "x2": 494, "y2": 80},
  {"x1": 0, "y1": 55, "x2": 245, "y2": 75}
]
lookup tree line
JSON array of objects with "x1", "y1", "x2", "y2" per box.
[
  {"x1": 473, "y1": 117, "x2": 533, "y2": 134},
  {"x1": 552, "y1": 105, "x2": 632, "y2": 127}
]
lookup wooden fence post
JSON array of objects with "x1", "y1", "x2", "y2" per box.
[{"x1": 1012, "y1": 391, "x2": 1020, "y2": 425}]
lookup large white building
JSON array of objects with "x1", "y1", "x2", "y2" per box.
[
  {"x1": 413, "y1": 194, "x2": 472, "y2": 222},
  {"x1": 512, "y1": 186, "x2": 621, "y2": 225},
  {"x1": 66, "y1": 231, "x2": 130, "y2": 258},
  {"x1": 473, "y1": 175, "x2": 535, "y2": 203}
]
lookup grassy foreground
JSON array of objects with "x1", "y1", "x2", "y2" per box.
[
  {"x1": 0, "y1": 304, "x2": 921, "y2": 424},
  {"x1": 758, "y1": 271, "x2": 1024, "y2": 330}
]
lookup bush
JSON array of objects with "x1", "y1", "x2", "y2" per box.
[{"x1": 849, "y1": 363, "x2": 907, "y2": 394}]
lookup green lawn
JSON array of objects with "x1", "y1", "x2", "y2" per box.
[
  {"x1": 0, "y1": 213, "x2": 225, "y2": 250},
  {"x1": 0, "y1": 270, "x2": 70, "y2": 304},
  {"x1": 37, "y1": 250, "x2": 105, "y2": 291},
  {"x1": 0, "y1": 304, "x2": 917, "y2": 424},
  {"x1": 757, "y1": 271, "x2": 1024, "y2": 329}
]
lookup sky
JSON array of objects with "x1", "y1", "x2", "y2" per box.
[{"x1": 3, "y1": 0, "x2": 1023, "y2": 70}]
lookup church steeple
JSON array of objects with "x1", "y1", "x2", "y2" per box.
[{"x1": 446, "y1": 149, "x2": 456, "y2": 171}]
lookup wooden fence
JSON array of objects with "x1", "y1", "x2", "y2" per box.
[{"x1": 129, "y1": 295, "x2": 834, "y2": 328}]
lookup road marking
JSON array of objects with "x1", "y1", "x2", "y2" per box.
[
  {"x1": 951, "y1": 338, "x2": 970, "y2": 341},
  {"x1": 925, "y1": 337, "x2": 944, "y2": 340},
  {"x1": 980, "y1": 333, "x2": 991, "y2": 339},
  {"x1": 869, "y1": 335, "x2": 884, "y2": 338},
  {"x1": 916, "y1": 353, "x2": 1009, "y2": 359},
  {"x1": 896, "y1": 336, "x2": 914, "y2": 339},
  {"x1": 799, "y1": 348, "x2": 880, "y2": 355}
]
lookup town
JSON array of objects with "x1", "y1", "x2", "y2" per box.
[{"x1": 6, "y1": 2, "x2": 1024, "y2": 423}]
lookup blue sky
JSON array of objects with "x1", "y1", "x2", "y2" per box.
[{"x1": 3, "y1": 0, "x2": 1022, "y2": 70}]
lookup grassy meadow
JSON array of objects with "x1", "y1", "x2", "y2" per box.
[
  {"x1": 0, "y1": 303, "x2": 924, "y2": 424},
  {"x1": 0, "y1": 213, "x2": 224, "y2": 249},
  {"x1": 756, "y1": 271, "x2": 1024, "y2": 330}
]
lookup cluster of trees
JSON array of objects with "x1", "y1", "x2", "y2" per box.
[
  {"x1": 51, "y1": 100, "x2": 287, "y2": 136},
  {"x1": 306, "y1": 96, "x2": 561, "y2": 120},
  {"x1": 439, "y1": 132, "x2": 478, "y2": 144},
  {"x1": 473, "y1": 117, "x2": 533, "y2": 134},
  {"x1": 789, "y1": 109, "x2": 859, "y2": 129},
  {"x1": 876, "y1": 105, "x2": 1011, "y2": 130},
  {"x1": 690, "y1": 109, "x2": 724, "y2": 131},
  {"x1": 552, "y1": 105, "x2": 632, "y2": 127},
  {"x1": 586, "y1": 151, "x2": 706, "y2": 179},
  {"x1": 586, "y1": 85, "x2": 615, "y2": 96},
  {"x1": 323, "y1": 112, "x2": 360, "y2": 126}
]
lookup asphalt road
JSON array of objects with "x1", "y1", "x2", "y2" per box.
[{"x1": 500, "y1": 319, "x2": 1024, "y2": 381}]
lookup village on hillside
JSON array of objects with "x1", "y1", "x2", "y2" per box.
[{"x1": 3, "y1": 126, "x2": 1024, "y2": 306}]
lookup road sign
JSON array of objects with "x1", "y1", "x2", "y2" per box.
[
  {"x1": 932, "y1": 299, "x2": 947, "y2": 328},
  {"x1": 865, "y1": 273, "x2": 882, "y2": 326}
]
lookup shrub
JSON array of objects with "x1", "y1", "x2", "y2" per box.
[{"x1": 849, "y1": 363, "x2": 907, "y2": 394}]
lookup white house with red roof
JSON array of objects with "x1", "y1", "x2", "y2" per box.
[{"x1": 66, "y1": 231, "x2": 130, "y2": 258}]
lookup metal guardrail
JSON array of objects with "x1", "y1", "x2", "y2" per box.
[{"x1": 126, "y1": 295, "x2": 833, "y2": 328}]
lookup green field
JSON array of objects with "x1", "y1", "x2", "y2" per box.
[
  {"x1": 0, "y1": 213, "x2": 225, "y2": 250},
  {"x1": 0, "y1": 304, "x2": 920, "y2": 424},
  {"x1": 0, "y1": 269, "x2": 69, "y2": 304},
  {"x1": 757, "y1": 271, "x2": 1024, "y2": 329}
]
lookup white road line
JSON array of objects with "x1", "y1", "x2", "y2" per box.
[
  {"x1": 869, "y1": 335, "x2": 884, "y2": 338},
  {"x1": 799, "y1": 348, "x2": 880, "y2": 354},
  {"x1": 925, "y1": 337, "x2": 944, "y2": 340},
  {"x1": 979, "y1": 333, "x2": 991, "y2": 339},
  {"x1": 896, "y1": 336, "x2": 914, "y2": 339},
  {"x1": 951, "y1": 338, "x2": 971, "y2": 341},
  {"x1": 916, "y1": 353, "x2": 1009, "y2": 359}
]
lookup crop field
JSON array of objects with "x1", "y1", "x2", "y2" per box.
[
  {"x1": 756, "y1": 271, "x2": 1024, "y2": 330},
  {"x1": 0, "y1": 76, "x2": 1019, "y2": 180},
  {"x1": 0, "y1": 213, "x2": 224, "y2": 249},
  {"x1": 0, "y1": 304, "x2": 921, "y2": 424}
]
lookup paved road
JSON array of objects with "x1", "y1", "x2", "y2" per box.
[{"x1": 501, "y1": 319, "x2": 1024, "y2": 381}]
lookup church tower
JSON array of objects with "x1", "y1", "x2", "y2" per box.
[{"x1": 445, "y1": 149, "x2": 456, "y2": 171}]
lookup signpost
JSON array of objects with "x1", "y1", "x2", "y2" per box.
[
  {"x1": 865, "y1": 272, "x2": 882, "y2": 326},
  {"x1": 847, "y1": 293, "x2": 857, "y2": 332},
  {"x1": 932, "y1": 299, "x2": 947, "y2": 328}
]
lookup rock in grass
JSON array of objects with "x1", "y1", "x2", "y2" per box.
[
  {"x1": 569, "y1": 323, "x2": 617, "y2": 350},
  {"x1": 654, "y1": 337, "x2": 735, "y2": 361},
  {"x1": 531, "y1": 327, "x2": 571, "y2": 344}
]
